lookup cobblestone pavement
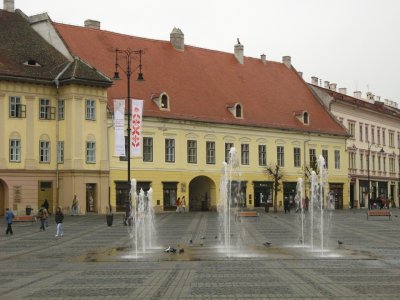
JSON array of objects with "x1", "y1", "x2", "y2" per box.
[{"x1": 1, "y1": 209, "x2": 400, "y2": 299}]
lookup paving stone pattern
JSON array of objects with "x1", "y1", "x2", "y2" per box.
[{"x1": 1, "y1": 209, "x2": 400, "y2": 299}]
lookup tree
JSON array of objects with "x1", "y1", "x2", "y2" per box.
[{"x1": 265, "y1": 165, "x2": 284, "y2": 213}]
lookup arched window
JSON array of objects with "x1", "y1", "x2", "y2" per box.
[
  {"x1": 235, "y1": 104, "x2": 242, "y2": 118},
  {"x1": 303, "y1": 112, "x2": 309, "y2": 124},
  {"x1": 161, "y1": 94, "x2": 168, "y2": 109}
]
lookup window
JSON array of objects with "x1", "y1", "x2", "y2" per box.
[
  {"x1": 235, "y1": 104, "x2": 242, "y2": 118},
  {"x1": 303, "y1": 112, "x2": 309, "y2": 124},
  {"x1": 359, "y1": 124, "x2": 363, "y2": 141},
  {"x1": 9, "y1": 96, "x2": 25, "y2": 118},
  {"x1": 277, "y1": 146, "x2": 284, "y2": 167},
  {"x1": 165, "y1": 139, "x2": 175, "y2": 162},
  {"x1": 225, "y1": 143, "x2": 234, "y2": 163},
  {"x1": 348, "y1": 121, "x2": 355, "y2": 138},
  {"x1": 39, "y1": 140, "x2": 50, "y2": 163},
  {"x1": 39, "y1": 99, "x2": 54, "y2": 120},
  {"x1": 294, "y1": 147, "x2": 301, "y2": 167},
  {"x1": 57, "y1": 141, "x2": 64, "y2": 163},
  {"x1": 389, "y1": 157, "x2": 395, "y2": 173},
  {"x1": 389, "y1": 131, "x2": 394, "y2": 147},
  {"x1": 360, "y1": 153, "x2": 364, "y2": 170},
  {"x1": 309, "y1": 148, "x2": 316, "y2": 168},
  {"x1": 86, "y1": 141, "x2": 96, "y2": 163},
  {"x1": 58, "y1": 100, "x2": 64, "y2": 120},
  {"x1": 334, "y1": 150, "x2": 340, "y2": 169},
  {"x1": 187, "y1": 140, "x2": 197, "y2": 164},
  {"x1": 372, "y1": 155, "x2": 376, "y2": 171},
  {"x1": 383, "y1": 157, "x2": 386, "y2": 172},
  {"x1": 85, "y1": 99, "x2": 96, "y2": 120},
  {"x1": 365, "y1": 125, "x2": 369, "y2": 142},
  {"x1": 371, "y1": 126, "x2": 375, "y2": 144},
  {"x1": 258, "y1": 145, "x2": 266, "y2": 166},
  {"x1": 9, "y1": 139, "x2": 21, "y2": 162},
  {"x1": 241, "y1": 144, "x2": 249, "y2": 165},
  {"x1": 143, "y1": 137, "x2": 153, "y2": 162},
  {"x1": 398, "y1": 132, "x2": 400, "y2": 149},
  {"x1": 382, "y1": 129, "x2": 386, "y2": 146},
  {"x1": 161, "y1": 94, "x2": 168, "y2": 109},
  {"x1": 206, "y1": 141, "x2": 215, "y2": 164},
  {"x1": 377, "y1": 127, "x2": 381, "y2": 144},
  {"x1": 378, "y1": 156, "x2": 381, "y2": 171},
  {"x1": 349, "y1": 152, "x2": 356, "y2": 169},
  {"x1": 322, "y1": 149, "x2": 328, "y2": 168}
]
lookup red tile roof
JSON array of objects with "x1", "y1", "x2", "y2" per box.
[{"x1": 54, "y1": 23, "x2": 347, "y2": 136}]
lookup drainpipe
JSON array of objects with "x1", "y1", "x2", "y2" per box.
[{"x1": 53, "y1": 62, "x2": 72, "y2": 210}]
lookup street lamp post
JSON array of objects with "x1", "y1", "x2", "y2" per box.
[
  {"x1": 113, "y1": 48, "x2": 144, "y2": 220},
  {"x1": 367, "y1": 143, "x2": 384, "y2": 209}
]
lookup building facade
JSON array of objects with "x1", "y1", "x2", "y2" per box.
[
  {"x1": 0, "y1": 8, "x2": 112, "y2": 215},
  {"x1": 310, "y1": 79, "x2": 400, "y2": 209}
]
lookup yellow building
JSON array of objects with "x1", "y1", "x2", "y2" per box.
[
  {"x1": 0, "y1": 9, "x2": 112, "y2": 215},
  {"x1": 51, "y1": 21, "x2": 350, "y2": 212}
]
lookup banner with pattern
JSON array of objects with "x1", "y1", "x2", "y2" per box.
[
  {"x1": 131, "y1": 99, "x2": 144, "y2": 156},
  {"x1": 113, "y1": 99, "x2": 126, "y2": 156}
]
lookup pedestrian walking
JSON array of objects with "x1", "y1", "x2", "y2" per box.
[
  {"x1": 176, "y1": 197, "x2": 181, "y2": 213},
  {"x1": 38, "y1": 206, "x2": 48, "y2": 231},
  {"x1": 55, "y1": 207, "x2": 64, "y2": 237},
  {"x1": 5, "y1": 208, "x2": 15, "y2": 235}
]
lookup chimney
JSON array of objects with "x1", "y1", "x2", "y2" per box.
[
  {"x1": 324, "y1": 81, "x2": 330, "y2": 88},
  {"x1": 282, "y1": 56, "x2": 291, "y2": 68},
  {"x1": 84, "y1": 19, "x2": 100, "y2": 30},
  {"x1": 170, "y1": 27, "x2": 184, "y2": 51},
  {"x1": 311, "y1": 76, "x2": 319, "y2": 85},
  {"x1": 366, "y1": 92, "x2": 375, "y2": 101},
  {"x1": 329, "y1": 83, "x2": 337, "y2": 91},
  {"x1": 298, "y1": 71, "x2": 303, "y2": 78},
  {"x1": 4, "y1": 0, "x2": 14, "y2": 12},
  {"x1": 353, "y1": 91, "x2": 362, "y2": 99},
  {"x1": 234, "y1": 41, "x2": 244, "y2": 64},
  {"x1": 338, "y1": 87, "x2": 347, "y2": 95},
  {"x1": 260, "y1": 53, "x2": 266, "y2": 64},
  {"x1": 376, "y1": 96, "x2": 381, "y2": 101}
]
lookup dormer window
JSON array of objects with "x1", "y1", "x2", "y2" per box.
[
  {"x1": 227, "y1": 102, "x2": 243, "y2": 119},
  {"x1": 152, "y1": 92, "x2": 170, "y2": 111},
  {"x1": 23, "y1": 59, "x2": 41, "y2": 67},
  {"x1": 235, "y1": 104, "x2": 242, "y2": 118},
  {"x1": 303, "y1": 112, "x2": 309, "y2": 124},
  {"x1": 161, "y1": 94, "x2": 168, "y2": 109},
  {"x1": 293, "y1": 110, "x2": 309, "y2": 125}
]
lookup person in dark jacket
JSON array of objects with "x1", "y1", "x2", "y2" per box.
[
  {"x1": 55, "y1": 207, "x2": 64, "y2": 237},
  {"x1": 5, "y1": 208, "x2": 15, "y2": 235}
]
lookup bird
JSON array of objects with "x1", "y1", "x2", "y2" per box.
[
  {"x1": 189, "y1": 239, "x2": 193, "y2": 244},
  {"x1": 263, "y1": 241, "x2": 271, "y2": 247},
  {"x1": 178, "y1": 248, "x2": 184, "y2": 253},
  {"x1": 237, "y1": 38, "x2": 241, "y2": 45},
  {"x1": 337, "y1": 240, "x2": 343, "y2": 245},
  {"x1": 215, "y1": 235, "x2": 218, "y2": 239}
]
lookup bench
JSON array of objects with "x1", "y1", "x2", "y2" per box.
[
  {"x1": 235, "y1": 211, "x2": 259, "y2": 221},
  {"x1": 366, "y1": 210, "x2": 391, "y2": 220},
  {"x1": 13, "y1": 215, "x2": 36, "y2": 224}
]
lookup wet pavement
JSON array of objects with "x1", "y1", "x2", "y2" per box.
[{"x1": 1, "y1": 209, "x2": 400, "y2": 299}]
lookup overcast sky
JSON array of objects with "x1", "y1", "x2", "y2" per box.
[{"x1": 10, "y1": 0, "x2": 400, "y2": 103}]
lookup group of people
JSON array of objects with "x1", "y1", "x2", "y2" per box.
[
  {"x1": 176, "y1": 196, "x2": 186, "y2": 213},
  {"x1": 4, "y1": 200, "x2": 64, "y2": 238},
  {"x1": 369, "y1": 196, "x2": 395, "y2": 209}
]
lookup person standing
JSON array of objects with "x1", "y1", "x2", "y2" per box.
[
  {"x1": 55, "y1": 207, "x2": 64, "y2": 237},
  {"x1": 176, "y1": 197, "x2": 181, "y2": 213},
  {"x1": 5, "y1": 208, "x2": 15, "y2": 235}
]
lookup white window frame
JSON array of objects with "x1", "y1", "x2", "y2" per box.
[
  {"x1": 86, "y1": 141, "x2": 96, "y2": 163},
  {"x1": 9, "y1": 139, "x2": 21, "y2": 162}
]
